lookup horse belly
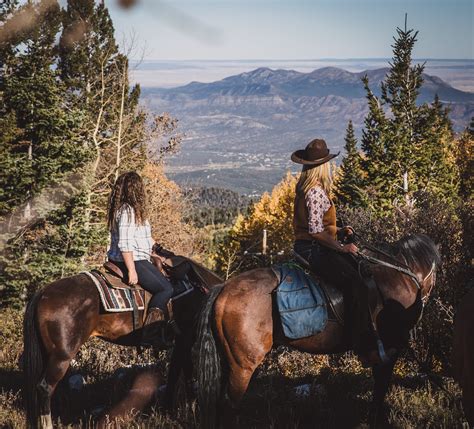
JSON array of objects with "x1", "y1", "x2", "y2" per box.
[
  {"x1": 282, "y1": 321, "x2": 347, "y2": 354},
  {"x1": 91, "y1": 312, "x2": 139, "y2": 343}
]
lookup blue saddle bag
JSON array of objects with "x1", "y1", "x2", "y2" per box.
[{"x1": 274, "y1": 264, "x2": 328, "y2": 339}]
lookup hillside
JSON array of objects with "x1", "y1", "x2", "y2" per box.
[
  {"x1": 142, "y1": 67, "x2": 474, "y2": 194},
  {"x1": 183, "y1": 186, "x2": 250, "y2": 226}
]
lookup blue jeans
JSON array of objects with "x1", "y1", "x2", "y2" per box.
[{"x1": 112, "y1": 259, "x2": 174, "y2": 312}]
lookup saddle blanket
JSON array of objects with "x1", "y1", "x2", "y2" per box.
[
  {"x1": 273, "y1": 264, "x2": 328, "y2": 340},
  {"x1": 82, "y1": 271, "x2": 146, "y2": 313}
]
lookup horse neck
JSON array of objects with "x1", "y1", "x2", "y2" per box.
[{"x1": 373, "y1": 259, "x2": 422, "y2": 308}]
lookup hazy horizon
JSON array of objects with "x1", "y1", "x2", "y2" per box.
[{"x1": 130, "y1": 58, "x2": 474, "y2": 91}]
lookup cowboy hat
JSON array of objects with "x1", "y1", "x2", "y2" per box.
[{"x1": 291, "y1": 138, "x2": 339, "y2": 165}]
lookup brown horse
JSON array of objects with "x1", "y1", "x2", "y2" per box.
[
  {"x1": 22, "y1": 260, "x2": 221, "y2": 429},
  {"x1": 194, "y1": 234, "x2": 440, "y2": 428},
  {"x1": 453, "y1": 288, "x2": 474, "y2": 427}
]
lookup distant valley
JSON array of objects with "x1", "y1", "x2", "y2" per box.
[{"x1": 141, "y1": 66, "x2": 474, "y2": 195}]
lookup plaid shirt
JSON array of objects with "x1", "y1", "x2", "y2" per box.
[{"x1": 107, "y1": 205, "x2": 154, "y2": 262}]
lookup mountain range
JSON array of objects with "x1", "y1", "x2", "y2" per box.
[
  {"x1": 156, "y1": 66, "x2": 473, "y2": 102},
  {"x1": 142, "y1": 66, "x2": 474, "y2": 194}
]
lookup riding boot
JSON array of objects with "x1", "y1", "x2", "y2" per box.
[
  {"x1": 352, "y1": 308, "x2": 380, "y2": 366},
  {"x1": 141, "y1": 307, "x2": 166, "y2": 346},
  {"x1": 166, "y1": 299, "x2": 181, "y2": 336}
]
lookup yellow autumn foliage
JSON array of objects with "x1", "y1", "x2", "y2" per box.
[
  {"x1": 215, "y1": 172, "x2": 297, "y2": 277},
  {"x1": 142, "y1": 162, "x2": 199, "y2": 257}
]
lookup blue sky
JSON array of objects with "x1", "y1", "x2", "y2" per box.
[{"x1": 106, "y1": 0, "x2": 473, "y2": 60}]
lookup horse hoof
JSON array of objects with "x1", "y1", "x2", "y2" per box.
[
  {"x1": 369, "y1": 405, "x2": 390, "y2": 429},
  {"x1": 39, "y1": 414, "x2": 53, "y2": 429}
]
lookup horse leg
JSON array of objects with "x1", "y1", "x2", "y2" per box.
[
  {"x1": 36, "y1": 287, "x2": 98, "y2": 428},
  {"x1": 181, "y1": 345, "x2": 195, "y2": 400},
  {"x1": 164, "y1": 336, "x2": 190, "y2": 411},
  {"x1": 37, "y1": 355, "x2": 73, "y2": 429},
  {"x1": 227, "y1": 365, "x2": 257, "y2": 405},
  {"x1": 215, "y1": 276, "x2": 275, "y2": 425},
  {"x1": 215, "y1": 363, "x2": 262, "y2": 429},
  {"x1": 462, "y1": 385, "x2": 474, "y2": 427},
  {"x1": 370, "y1": 356, "x2": 397, "y2": 428}
]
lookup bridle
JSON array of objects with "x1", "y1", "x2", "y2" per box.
[
  {"x1": 419, "y1": 261, "x2": 436, "y2": 305},
  {"x1": 352, "y1": 235, "x2": 437, "y2": 364},
  {"x1": 352, "y1": 232, "x2": 437, "y2": 306},
  {"x1": 357, "y1": 251, "x2": 436, "y2": 306}
]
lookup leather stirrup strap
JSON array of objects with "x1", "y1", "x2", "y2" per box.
[{"x1": 128, "y1": 289, "x2": 139, "y2": 331}]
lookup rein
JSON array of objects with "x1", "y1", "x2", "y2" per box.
[
  {"x1": 352, "y1": 232, "x2": 436, "y2": 302},
  {"x1": 357, "y1": 251, "x2": 422, "y2": 291}
]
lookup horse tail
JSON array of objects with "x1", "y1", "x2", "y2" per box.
[
  {"x1": 23, "y1": 291, "x2": 44, "y2": 429},
  {"x1": 194, "y1": 284, "x2": 224, "y2": 429}
]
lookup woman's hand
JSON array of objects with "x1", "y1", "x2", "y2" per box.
[
  {"x1": 312, "y1": 230, "x2": 358, "y2": 254},
  {"x1": 340, "y1": 225, "x2": 354, "y2": 238},
  {"x1": 341, "y1": 243, "x2": 359, "y2": 255},
  {"x1": 128, "y1": 269, "x2": 138, "y2": 286}
]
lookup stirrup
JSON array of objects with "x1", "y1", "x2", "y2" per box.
[
  {"x1": 167, "y1": 319, "x2": 181, "y2": 336},
  {"x1": 376, "y1": 339, "x2": 390, "y2": 364}
]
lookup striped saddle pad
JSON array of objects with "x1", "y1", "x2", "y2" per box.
[{"x1": 83, "y1": 271, "x2": 146, "y2": 313}]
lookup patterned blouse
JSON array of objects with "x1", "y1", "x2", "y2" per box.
[
  {"x1": 107, "y1": 205, "x2": 154, "y2": 262},
  {"x1": 305, "y1": 186, "x2": 331, "y2": 234}
]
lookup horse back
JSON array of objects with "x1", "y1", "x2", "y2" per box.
[{"x1": 39, "y1": 273, "x2": 99, "y2": 302}]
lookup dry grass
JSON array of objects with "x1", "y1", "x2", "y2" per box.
[{"x1": 0, "y1": 308, "x2": 468, "y2": 428}]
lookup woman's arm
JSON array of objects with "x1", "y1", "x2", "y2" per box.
[
  {"x1": 122, "y1": 251, "x2": 138, "y2": 285},
  {"x1": 117, "y1": 207, "x2": 139, "y2": 285},
  {"x1": 305, "y1": 187, "x2": 357, "y2": 255},
  {"x1": 311, "y1": 230, "x2": 358, "y2": 255}
]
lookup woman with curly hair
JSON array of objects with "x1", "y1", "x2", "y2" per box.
[{"x1": 107, "y1": 171, "x2": 174, "y2": 345}]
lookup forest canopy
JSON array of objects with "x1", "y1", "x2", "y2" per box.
[{"x1": 0, "y1": 0, "x2": 186, "y2": 307}]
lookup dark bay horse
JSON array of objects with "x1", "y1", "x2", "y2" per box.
[
  {"x1": 194, "y1": 234, "x2": 440, "y2": 427},
  {"x1": 453, "y1": 288, "x2": 474, "y2": 426},
  {"x1": 23, "y1": 262, "x2": 221, "y2": 429}
]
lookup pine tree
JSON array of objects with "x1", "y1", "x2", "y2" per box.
[
  {"x1": 456, "y1": 130, "x2": 473, "y2": 200},
  {"x1": 360, "y1": 75, "x2": 393, "y2": 213},
  {"x1": 380, "y1": 22, "x2": 424, "y2": 206},
  {"x1": 334, "y1": 120, "x2": 366, "y2": 206},
  {"x1": 414, "y1": 95, "x2": 458, "y2": 202},
  {"x1": 0, "y1": 1, "x2": 92, "y2": 305},
  {"x1": 0, "y1": 1, "x2": 32, "y2": 214},
  {"x1": 1, "y1": 1, "x2": 89, "y2": 212},
  {"x1": 358, "y1": 19, "x2": 459, "y2": 215}
]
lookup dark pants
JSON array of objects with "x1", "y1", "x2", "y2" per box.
[
  {"x1": 294, "y1": 240, "x2": 372, "y2": 353},
  {"x1": 112, "y1": 260, "x2": 174, "y2": 312}
]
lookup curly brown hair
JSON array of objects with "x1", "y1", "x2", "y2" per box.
[{"x1": 107, "y1": 172, "x2": 148, "y2": 231}]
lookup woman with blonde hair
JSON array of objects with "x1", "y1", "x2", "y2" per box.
[{"x1": 292, "y1": 138, "x2": 377, "y2": 364}]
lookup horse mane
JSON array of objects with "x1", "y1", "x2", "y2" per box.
[{"x1": 387, "y1": 233, "x2": 441, "y2": 272}]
